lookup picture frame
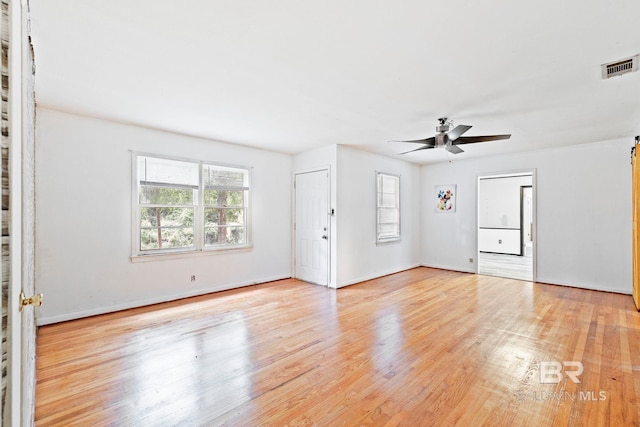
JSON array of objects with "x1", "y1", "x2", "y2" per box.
[{"x1": 435, "y1": 184, "x2": 456, "y2": 213}]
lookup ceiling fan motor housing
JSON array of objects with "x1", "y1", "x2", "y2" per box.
[{"x1": 436, "y1": 117, "x2": 450, "y2": 133}]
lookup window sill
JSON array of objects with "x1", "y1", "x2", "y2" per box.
[{"x1": 131, "y1": 245, "x2": 253, "y2": 263}]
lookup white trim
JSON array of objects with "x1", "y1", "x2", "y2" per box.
[
  {"x1": 131, "y1": 245, "x2": 254, "y2": 263},
  {"x1": 293, "y1": 165, "x2": 332, "y2": 176},
  {"x1": 533, "y1": 278, "x2": 631, "y2": 296},
  {"x1": 335, "y1": 264, "x2": 421, "y2": 288},
  {"x1": 420, "y1": 263, "x2": 476, "y2": 275},
  {"x1": 475, "y1": 168, "x2": 537, "y2": 281},
  {"x1": 36, "y1": 274, "x2": 292, "y2": 326}
]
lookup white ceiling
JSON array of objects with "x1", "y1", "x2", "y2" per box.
[{"x1": 28, "y1": 1, "x2": 640, "y2": 164}]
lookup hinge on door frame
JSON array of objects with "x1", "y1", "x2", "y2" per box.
[{"x1": 19, "y1": 292, "x2": 43, "y2": 311}]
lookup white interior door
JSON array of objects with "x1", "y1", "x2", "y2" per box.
[
  {"x1": 295, "y1": 170, "x2": 329, "y2": 286},
  {"x1": 4, "y1": 1, "x2": 38, "y2": 424}
]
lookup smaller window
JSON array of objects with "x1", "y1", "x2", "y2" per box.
[
  {"x1": 376, "y1": 172, "x2": 400, "y2": 243},
  {"x1": 138, "y1": 156, "x2": 198, "y2": 251},
  {"x1": 202, "y1": 164, "x2": 249, "y2": 248}
]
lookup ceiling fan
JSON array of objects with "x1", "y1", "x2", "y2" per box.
[{"x1": 394, "y1": 117, "x2": 511, "y2": 154}]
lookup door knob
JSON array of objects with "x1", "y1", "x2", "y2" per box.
[{"x1": 322, "y1": 235, "x2": 327, "y2": 240}]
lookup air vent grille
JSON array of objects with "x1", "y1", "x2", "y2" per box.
[{"x1": 602, "y1": 55, "x2": 638, "y2": 79}]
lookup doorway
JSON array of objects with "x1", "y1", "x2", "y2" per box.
[
  {"x1": 294, "y1": 169, "x2": 330, "y2": 286},
  {"x1": 477, "y1": 172, "x2": 535, "y2": 281}
]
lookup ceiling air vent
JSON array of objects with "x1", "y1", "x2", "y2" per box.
[{"x1": 601, "y1": 55, "x2": 639, "y2": 79}]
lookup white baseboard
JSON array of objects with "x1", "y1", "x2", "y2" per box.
[
  {"x1": 335, "y1": 264, "x2": 421, "y2": 289},
  {"x1": 36, "y1": 274, "x2": 291, "y2": 325},
  {"x1": 533, "y1": 276, "x2": 632, "y2": 295},
  {"x1": 421, "y1": 263, "x2": 476, "y2": 274}
]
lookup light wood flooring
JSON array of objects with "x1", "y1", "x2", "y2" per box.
[{"x1": 36, "y1": 268, "x2": 640, "y2": 426}]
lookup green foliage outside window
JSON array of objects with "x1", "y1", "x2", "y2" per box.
[{"x1": 137, "y1": 156, "x2": 249, "y2": 253}]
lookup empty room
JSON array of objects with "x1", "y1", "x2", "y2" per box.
[{"x1": 2, "y1": 0, "x2": 640, "y2": 425}]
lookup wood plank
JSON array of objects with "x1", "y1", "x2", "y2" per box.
[{"x1": 35, "y1": 268, "x2": 640, "y2": 426}]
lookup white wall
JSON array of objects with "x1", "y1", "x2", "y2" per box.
[
  {"x1": 35, "y1": 109, "x2": 293, "y2": 324},
  {"x1": 336, "y1": 146, "x2": 421, "y2": 287},
  {"x1": 421, "y1": 139, "x2": 632, "y2": 294},
  {"x1": 479, "y1": 175, "x2": 532, "y2": 228},
  {"x1": 35, "y1": 108, "x2": 633, "y2": 325}
]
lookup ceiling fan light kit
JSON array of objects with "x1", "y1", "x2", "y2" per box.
[{"x1": 393, "y1": 117, "x2": 511, "y2": 155}]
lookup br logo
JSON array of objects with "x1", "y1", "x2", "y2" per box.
[{"x1": 539, "y1": 361, "x2": 583, "y2": 384}]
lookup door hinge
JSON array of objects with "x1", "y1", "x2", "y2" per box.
[{"x1": 19, "y1": 292, "x2": 43, "y2": 311}]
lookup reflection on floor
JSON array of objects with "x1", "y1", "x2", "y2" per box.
[{"x1": 478, "y1": 252, "x2": 533, "y2": 281}]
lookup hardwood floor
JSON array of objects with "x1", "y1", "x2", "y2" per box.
[{"x1": 35, "y1": 268, "x2": 640, "y2": 426}]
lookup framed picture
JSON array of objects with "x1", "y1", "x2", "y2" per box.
[{"x1": 435, "y1": 184, "x2": 456, "y2": 213}]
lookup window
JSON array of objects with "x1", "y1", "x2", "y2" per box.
[
  {"x1": 203, "y1": 164, "x2": 248, "y2": 247},
  {"x1": 376, "y1": 172, "x2": 400, "y2": 243},
  {"x1": 135, "y1": 154, "x2": 250, "y2": 256}
]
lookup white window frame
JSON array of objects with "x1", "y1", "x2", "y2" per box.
[
  {"x1": 131, "y1": 152, "x2": 251, "y2": 260},
  {"x1": 376, "y1": 172, "x2": 401, "y2": 243}
]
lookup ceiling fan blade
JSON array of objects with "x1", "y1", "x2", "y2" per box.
[
  {"x1": 447, "y1": 125, "x2": 472, "y2": 141},
  {"x1": 391, "y1": 137, "x2": 436, "y2": 145},
  {"x1": 445, "y1": 144, "x2": 464, "y2": 154},
  {"x1": 453, "y1": 134, "x2": 511, "y2": 145},
  {"x1": 400, "y1": 144, "x2": 435, "y2": 155}
]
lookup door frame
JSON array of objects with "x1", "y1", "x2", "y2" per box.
[
  {"x1": 632, "y1": 138, "x2": 640, "y2": 309},
  {"x1": 520, "y1": 185, "x2": 533, "y2": 257},
  {"x1": 476, "y1": 169, "x2": 537, "y2": 281},
  {"x1": 293, "y1": 167, "x2": 332, "y2": 287}
]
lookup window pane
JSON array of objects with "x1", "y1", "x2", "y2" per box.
[
  {"x1": 138, "y1": 156, "x2": 199, "y2": 187},
  {"x1": 380, "y1": 175, "x2": 398, "y2": 193},
  {"x1": 224, "y1": 208, "x2": 244, "y2": 225},
  {"x1": 205, "y1": 226, "x2": 245, "y2": 246},
  {"x1": 140, "y1": 229, "x2": 159, "y2": 250},
  {"x1": 378, "y1": 208, "x2": 398, "y2": 223},
  {"x1": 379, "y1": 193, "x2": 397, "y2": 208},
  {"x1": 378, "y1": 223, "x2": 399, "y2": 238},
  {"x1": 204, "y1": 208, "x2": 245, "y2": 227},
  {"x1": 204, "y1": 228, "x2": 219, "y2": 245},
  {"x1": 224, "y1": 227, "x2": 245, "y2": 245},
  {"x1": 203, "y1": 165, "x2": 248, "y2": 188},
  {"x1": 204, "y1": 208, "x2": 219, "y2": 226},
  {"x1": 140, "y1": 185, "x2": 195, "y2": 205},
  {"x1": 203, "y1": 190, "x2": 245, "y2": 207},
  {"x1": 140, "y1": 207, "x2": 194, "y2": 228},
  {"x1": 141, "y1": 227, "x2": 194, "y2": 250}
]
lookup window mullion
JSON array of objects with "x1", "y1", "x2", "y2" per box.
[{"x1": 196, "y1": 161, "x2": 204, "y2": 251}]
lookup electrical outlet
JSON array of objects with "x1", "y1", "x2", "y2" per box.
[
  {"x1": 469, "y1": 258, "x2": 474, "y2": 263},
  {"x1": 191, "y1": 275, "x2": 196, "y2": 282}
]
